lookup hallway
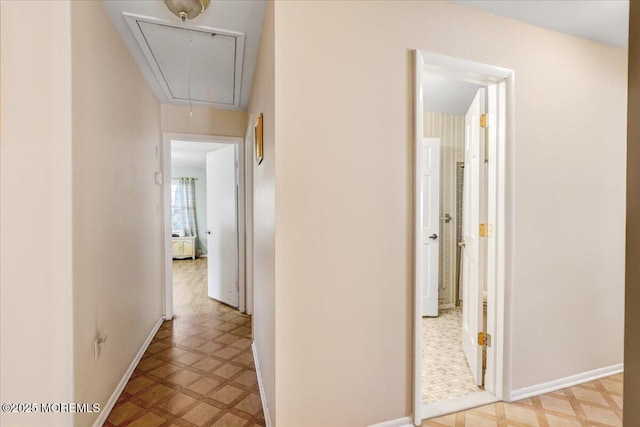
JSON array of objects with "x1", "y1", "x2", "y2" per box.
[{"x1": 105, "y1": 259, "x2": 265, "y2": 427}]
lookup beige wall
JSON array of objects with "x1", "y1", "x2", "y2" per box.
[
  {"x1": 247, "y1": 1, "x2": 276, "y2": 424},
  {"x1": 272, "y1": 1, "x2": 626, "y2": 425},
  {"x1": 161, "y1": 104, "x2": 247, "y2": 137},
  {"x1": 70, "y1": 2, "x2": 163, "y2": 425},
  {"x1": 625, "y1": 2, "x2": 640, "y2": 425},
  {"x1": 0, "y1": 2, "x2": 74, "y2": 425}
]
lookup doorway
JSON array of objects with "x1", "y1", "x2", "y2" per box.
[
  {"x1": 162, "y1": 133, "x2": 247, "y2": 319},
  {"x1": 413, "y1": 50, "x2": 513, "y2": 424}
]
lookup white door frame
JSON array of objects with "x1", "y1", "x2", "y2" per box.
[
  {"x1": 162, "y1": 132, "x2": 247, "y2": 318},
  {"x1": 413, "y1": 50, "x2": 514, "y2": 424}
]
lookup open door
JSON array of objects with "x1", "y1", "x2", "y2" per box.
[
  {"x1": 461, "y1": 88, "x2": 486, "y2": 385},
  {"x1": 421, "y1": 138, "x2": 441, "y2": 317},
  {"x1": 206, "y1": 145, "x2": 239, "y2": 308}
]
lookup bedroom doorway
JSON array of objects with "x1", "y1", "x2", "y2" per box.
[{"x1": 162, "y1": 133, "x2": 247, "y2": 318}]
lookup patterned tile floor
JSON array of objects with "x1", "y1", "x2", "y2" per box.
[
  {"x1": 105, "y1": 258, "x2": 265, "y2": 427},
  {"x1": 105, "y1": 260, "x2": 623, "y2": 427},
  {"x1": 422, "y1": 307, "x2": 481, "y2": 403},
  {"x1": 421, "y1": 373, "x2": 623, "y2": 426}
]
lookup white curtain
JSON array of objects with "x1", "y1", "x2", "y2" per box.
[{"x1": 171, "y1": 178, "x2": 199, "y2": 243}]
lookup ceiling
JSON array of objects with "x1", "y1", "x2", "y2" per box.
[
  {"x1": 450, "y1": 0, "x2": 629, "y2": 49},
  {"x1": 171, "y1": 140, "x2": 227, "y2": 169},
  {"x1": 102, "y1": 0, "x2": 628, "y2": 113},
  {"x1": 101, "y1": 0, "x2": 267, "y2": 111},
  {"x1": 423, "y1": 73, "x2": 485, "y2": 115}
]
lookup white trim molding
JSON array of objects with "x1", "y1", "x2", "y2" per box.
[
  {"x1": 93, "y1": 317, "x2": 165, "y2": 427},
  {"x1": 367, "y1": 416, "x2": 414, "y2": 427},
  {"x1": 252, "y1": 342, "x2": 272, "y2": 427},
  {"x1": 162, "y1": 132, "x2": 247, "y2": 319},
  {"x1": 122, "y1": 13, "x2": 246, "y2": 111},
  {"x1": 509, "y1": 363, "x2": 624, "y2": 402}
]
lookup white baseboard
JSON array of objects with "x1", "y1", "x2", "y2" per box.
[
  {"x1": 252, "y1": 342, "x2": 272, "y2": 427},
  {"x1": 368, "y1": 416, "x2": 413, "y2": 427},
  {"x1": 93, "y1": 317, "x2": 165, "y2": 427},
  {"x1": 509, "y1": 363, "x2": 624, "y2": 402}
]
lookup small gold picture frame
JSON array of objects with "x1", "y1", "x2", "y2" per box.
[{"x1": 255, "y1": 113, "x2": 263, "y2": 165}]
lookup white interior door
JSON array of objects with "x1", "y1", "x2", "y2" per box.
[
  {"x1": 206, "y1": 145, "x2": 239, "y2": 307},
  {"x1": 421, "y1": 138, "x2": 441, "y2": 317},
  {"x1": 461, "y1": 88, "x2": 486, "y2": 385}
]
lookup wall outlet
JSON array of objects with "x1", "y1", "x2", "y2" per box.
[{"x1": 94, "y1": 332, "x2": 108, "y2": 361}]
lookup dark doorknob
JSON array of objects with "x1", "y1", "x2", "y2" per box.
[
  {"x1": 207, "y1": 231, "x2": 212, "y2": 235},
  {"x1": 429, "y1": 234, "x2": 438, "y2": 240}
]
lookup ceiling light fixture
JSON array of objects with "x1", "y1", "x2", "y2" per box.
[{"x1": 164, "y1": 0, "x2": 210, "y2": 21}]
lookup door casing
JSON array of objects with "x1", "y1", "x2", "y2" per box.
[
  {"x1": 161, "y1": 133, "x2": 247, "y2": 318},
  {"x1": 413, "y1": 50, "x2": 514, "y2": 424}
]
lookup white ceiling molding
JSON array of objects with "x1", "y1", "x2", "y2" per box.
[{"x1": 124, "y1": 13, "x2": 245, "y2": 110}]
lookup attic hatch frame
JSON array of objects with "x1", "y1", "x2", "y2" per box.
[{"x1": 123, "y1": 12, "x2": 246, "y2": 111}]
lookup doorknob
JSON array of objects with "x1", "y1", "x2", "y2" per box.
[
  {"x1": 207, "y1": 231, "x2": 212, "y2": 235},
  {"x1": 429, "y1": 234, "x2": 438, "y2": 240}
]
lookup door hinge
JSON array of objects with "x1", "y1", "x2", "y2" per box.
[
  {"x1": 480, "y1": 113, "x2": 488, "y2": 128},
  {"x1": 478, "y1": 332, "x2": 491, "y2": 347},
  {"x1": 479, "y1": 223, "x2": 488, "y2": 237}
]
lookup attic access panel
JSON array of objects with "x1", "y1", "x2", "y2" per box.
[{"x1": 124, "y1": 14, "x2": 245, "y2": 110}]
